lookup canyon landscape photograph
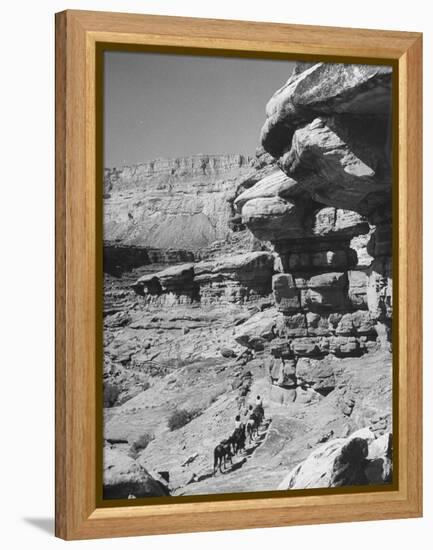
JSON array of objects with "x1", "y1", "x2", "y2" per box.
[{"x1": 102, "y1": 52, "x2": 394, "y2": 500}]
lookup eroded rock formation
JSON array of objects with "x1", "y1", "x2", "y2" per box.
[
  {"x1": 229, "y1": 62, "x2": 393, "y2": 400},
  {"x1": 132, "y1": 251, "x2": 275, "y2": 305}
]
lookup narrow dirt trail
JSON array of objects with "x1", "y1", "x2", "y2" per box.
[{"x1": 172, "y1": 403, "x2": 280, "y2": 496}]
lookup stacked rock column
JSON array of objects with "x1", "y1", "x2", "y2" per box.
[
  {"x1": 267, "y1": 214, "x2": 378, "y2": 403},
  {"x1": 249, "y1": 62, "x2": 393, "y2": 403}
]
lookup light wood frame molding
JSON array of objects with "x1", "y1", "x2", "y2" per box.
[{"x1": 55, "y1": 9, "x2": 423, "y2": 540}]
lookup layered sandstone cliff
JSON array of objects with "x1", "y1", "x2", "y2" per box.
[
  {"x1": 132, "y1": 251, "x2": 275, "y2": 305},
  {"x1": 222, "y1": 62, "x2": 394, "y2": 406},
  {"x1": 104, "y1": 154, "x2": 255, "y2": 251}
]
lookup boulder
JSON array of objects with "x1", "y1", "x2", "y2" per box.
[
  {"x1": 261, "y1": 62, "x2": 392, "y2": 160},
  {"x1": 278, "y1": 427, "x2": 377, "y2": 490},
  {"x1": 278, "y1": 117, "x2": 390, "y2": 215},
  {"x1": 330, "y1": 437, "x2": 370, "y2": 487},
  {"x1": 234, "y1": 308, "x2": 278, "y2": 350},
  {"x1": 234, "y1": 169, "x2": 302, "y2": 212},
  {"x1": 103, "y1": 447, "x2": 169, "y2": 499},
  {"x1": 220, "y1": 347, "x2": 236, "y2": 358},
  {"x1": 241, "y1": 197, "x2": 305, "y2": 241},
  {"x1": 296, "y1": 356, "x2": 336, "y2": 395}
]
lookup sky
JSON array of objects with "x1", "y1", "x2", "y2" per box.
[{"x1": 104, "y1": 51, "x2": 294, "y2": 168}]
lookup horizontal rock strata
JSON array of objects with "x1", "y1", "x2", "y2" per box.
[
  {"x1": 103, "y1": 243, "x2": 197, "y2": 276},
  {"x1": 257, "y1": 63, "x2": 392, "y2": 333},
  {"x1": 132, "y1": 251, "x2": 275, "y2": 305},
  {"x1": 104, "y1": 154, "x2": 255, "y2": 250},
  {"x1": 227, "y1": 62, "x2": 393, "y2": 405}
]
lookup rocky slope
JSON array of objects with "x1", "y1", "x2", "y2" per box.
[
  {"x1": 103, "y1": 62, "x2": 393, "y2": 498},
  {"x1": 104, "y1": 350, "x2": 391, "y2": 496}
]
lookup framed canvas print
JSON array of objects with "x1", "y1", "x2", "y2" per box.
[{"x1": 55, "y1": 10, "x2": 423, "y2": 540}]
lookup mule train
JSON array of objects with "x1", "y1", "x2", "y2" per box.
[{"x1": 213, "y1": 401, "x2": 265, "y2": 475}]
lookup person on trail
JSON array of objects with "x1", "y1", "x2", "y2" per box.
[
  {"x1": 231, "y1": 415, "x2": 246, "y2": 455},
  {"x1": 255, "y1": 395, "x2": 265, "y2": 421},
  {"x1": 246, "y1": 404, "x2": 255, "y2": 422},
  {"x1": 237, "y1": 394, "x2": 246, "y2": 411},
  {"x1": 245, "y1": 404, "x2": 259, "y2": 443}
]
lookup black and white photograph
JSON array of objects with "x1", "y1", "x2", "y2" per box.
[{"x1": 102, "y1": 52, "x2": 394, "y2": 500}]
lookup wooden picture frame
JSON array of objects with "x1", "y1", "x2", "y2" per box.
[{"x1": 55, "y1": 9, "x2": 422, "y2": 540}]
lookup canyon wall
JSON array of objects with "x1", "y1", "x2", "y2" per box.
[
  {"x1": 232, "y1": 62, "x2": 393, "y2": 398},
  {"x1": 104, "y1": 154, "x2": 255, "y2": 251}
]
